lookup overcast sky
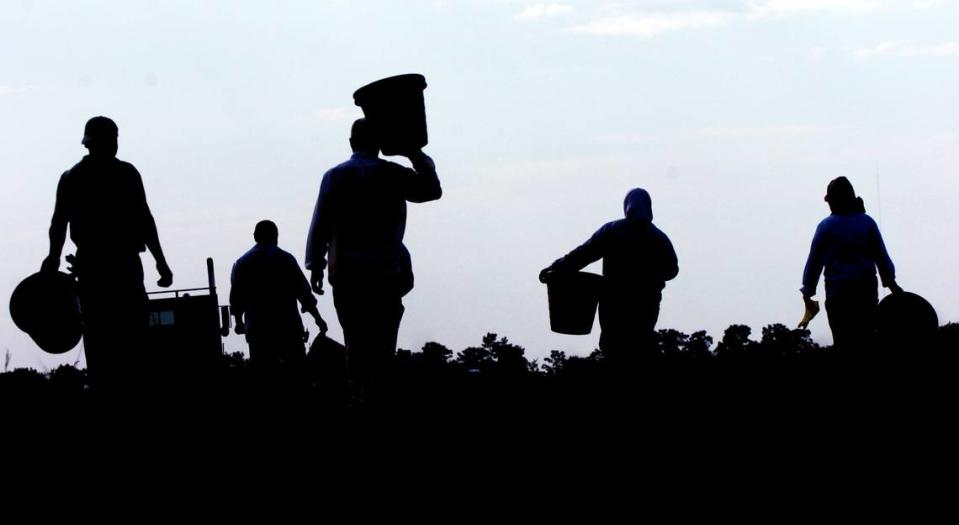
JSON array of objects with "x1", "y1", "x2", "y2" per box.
[{"x1": 2, "y1": 0, "x2": 957, "y2": 370}]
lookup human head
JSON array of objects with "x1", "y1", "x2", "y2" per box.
[
  {"x1": 81, "y1": 116, "x2": 119, "y2": 158},
  {"x1": 253, "y1": 220, "x2": 279, "y2": 245},
  {"x1": 825, "y1": 177, "x2": 862, "y2": 214},
  {"x1": 623, "y1": 188, "x2": 653, "y2": 223},
  {"x1": 349, "y1": 118, "x2": 379, "y2": 155}
]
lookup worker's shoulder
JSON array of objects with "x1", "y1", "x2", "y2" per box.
[
  {"x1": 817, "y1": 214, "x2": 840, "y2": 229},
  {"x1": 114, "y1": 158, "x2": 139, "y2": 171},
  {"x1": 334, "y1": 155, "x2": 406, "y2": 171},
  {"x1": 857, "y1": 212, "x2": 879, "y2": 228},
  {"x1": 234, "y1": 245, "x2": 261, "y2": 265},
  {"x1": 592, "y1": 218, "x2": 626, "y2": 238},
  {"x1": 375, "y1": 156, "x2": 410, "y2": 172},
  {"x1": 276, "y1": 246, "x2": 301, "y2": 264},
  {"x1": 323, "y1": 158, "x2": 361, "y2": 180},
  {"x1": 108, "y1": 158, "x2": 142, "y2": 179},
  {"x1": 60, "y1": 157, "x2": 89, "y2": 180},
  {"x1": 819, "y1": 212, "x2": 876, "y2": 229},
  {"x1": 648, "y1": 223, "x2": 673, "y2": 243}
]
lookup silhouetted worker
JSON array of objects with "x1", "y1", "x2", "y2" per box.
[
  {"x1": 41, "y1": 116, "x2": 173, "y2": 392},
  {"x1": 540, "y1": 188, "x2": 678, "y2": 363},
  {"x1": 306, "y1": 118, "x2": 441, "y2": 405},
  {"x1": 801, "y1": 176, "x2": 901, "y2": 353},
  {"x1": 231, "y1": 220, "x2": 326, "y2": 383}
]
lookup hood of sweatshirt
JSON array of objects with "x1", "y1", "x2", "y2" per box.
[{"x1": 624, "y1": 188, "x2": 653, "y2": 223}]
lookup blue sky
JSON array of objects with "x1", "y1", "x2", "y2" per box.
[{"x1": 2, "y1": 0, "x2": 958, "y2": 369}]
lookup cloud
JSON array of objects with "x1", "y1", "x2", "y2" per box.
[
  {"x1": 0, "y1": 85, "x2": 25, "y2": 96},
  {"x1": 591, "y1": 133, "x2": 659, "y2": 143},
  {"x1": 569, "y1": 10, "x2": 732, "y2": 36},
  {"x1": 853, "y1": 41, "x2": 959, "y2": 58},
  {"x1": 565, "y1": 0, "x2": 941, "y2": 38},
  {"x1": 695, "y1": 124, "x2": 846, "y2": 137},
  {"x1": 514, "y1": 3, "x2": 574, "y2": 21},
  {"x1": 314, "y1": 107, "x2": 362, "y2": 122},
  {"x1": 748, "y1": 0, "x2": 879, "y2": 19}
]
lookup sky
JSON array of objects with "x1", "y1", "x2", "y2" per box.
[{"x1": 1, "y1": 0, "x2": 957, "y2": 370}]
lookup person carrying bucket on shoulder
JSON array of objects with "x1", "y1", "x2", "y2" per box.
[{"x1": 540, "y1": 188, "x2": 678, "y2": 364}]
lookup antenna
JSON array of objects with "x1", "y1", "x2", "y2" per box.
[
  {"x1": 875, "y1": 163, "x2": 883, "y2": 230},
  {"x1": 876, "y1": 165, "x2": 887, "y2": 299}
]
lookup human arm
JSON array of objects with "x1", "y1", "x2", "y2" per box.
[
  {"x1": 41, "y1": 174, "x2": 70, "y2": 273},
  {"x1": 134, "y1": 169, "x2": 172, "y2": 287},
  {"x1": 401, "y1": 150, "x2": 442, "y2": 203},
  {"x1": 800, "y1": 223, "x2": 826, "y2": 299},
  {"x1": 292, "y1": 254, "x2": 327, "y2": 334},
  {"x1": 229, "y1": 262, "x2": 246, "y2": 335},
  {"x1": 870, "y1": 219, "x2": 900, "y2": 293},
  {"x1": 539, "y1": 226, "x2": 608, "y2": 283},
  {"x1": 305, "y1": 171, "x2": 335, "y2": 295}
]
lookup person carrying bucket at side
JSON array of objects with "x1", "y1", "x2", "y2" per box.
[
  {"x1": 800, "y1": 176, "x2": 902, "y2": 355},
  {"x1": 540, "y1": 188, "x2": 678, "y2": 364}
]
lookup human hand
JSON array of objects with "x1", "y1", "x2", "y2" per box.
[
  {"x1": 310, "y1": 269, "x2": 325, "y2": 295},
  {"x1": 539, "y1": 268, "x2": 554, "y2": 284},
  {"x1": 312, "y1": 312, "x2": 328, "y2": 334},
  {"x1": 157, "y1": 261, "x2": 173, "y2": 288},
  {"x1": 40, "y1": 255, "x2": 60, "y2": 274},
  {"x1": 888, "y1": 281, "x2": 904, "y2": 295},
  {"x1": 798, "y1": 296, "x2": 820, "y2": 330},
  {"x1": 64, "y1": 254, "x2": 78, "y2": 276}
]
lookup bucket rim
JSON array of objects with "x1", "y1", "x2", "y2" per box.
[{"x1": 353, "y1": 74, "x2": 427, "y2": 105}]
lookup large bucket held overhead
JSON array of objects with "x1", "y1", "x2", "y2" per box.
[
  {"x1": 547, "y1": 272, "x2": 604, "y2": 335},
  {"x1": 353, "y1": 73, "x2": 428, "y2": 156},
  {"x1": 877, "y1": 291, "x2": 938, "y2": 348},
  {"x1": 9, "y1": 271, "x2": 82, "y2": 354}
]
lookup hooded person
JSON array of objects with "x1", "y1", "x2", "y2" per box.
[
  {"x1": 801, "y1": 176, "x2": 902, "y2": 354},
  {"x1": 540, "y1": 188, "x2": 679, "y2": 362}
]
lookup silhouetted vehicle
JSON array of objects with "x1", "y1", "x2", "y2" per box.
[{"x1": 146, "y1": 258, "x2": 230, "y2": 375}]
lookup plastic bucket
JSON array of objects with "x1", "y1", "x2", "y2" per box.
[
  {"x1": 9, "y1": 271, "x2": 83, "y2": 354},
  {"x1": 547, "y1": 272, "x2": 604, "y2": 335},
  {"x1": 353, "y1": 74, "x2": 428, "y2": 156},
  {"x1": 877, "y1": 291, "x2": 938, "y2": 348}
]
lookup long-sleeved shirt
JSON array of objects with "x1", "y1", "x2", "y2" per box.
[
  {"x1": 305, "y1": 151, "x2": 441, "y2": 292},
  {"x1": 801, "y1": 213, "x2": 895, "y2": 299},
  {"x1": 548, "y1": 219, "x2": 679, "y2": 299},
  {"x1": 231, "y1": 243, "x2": 317, "y2": 342}
]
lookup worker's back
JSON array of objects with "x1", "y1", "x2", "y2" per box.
[
  {"x1": 231, "y1": 244, "x2": 310, "y2": 342},
  {"x1": 599, "y1": 218, "x2": 678, "y2": 298},
  {"x1": 58, "y1": 155, "x2": 150, "y2": 255}
]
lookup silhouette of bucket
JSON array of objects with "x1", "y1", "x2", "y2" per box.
[
  {"x1": 353, "y1": 74, "x2": 428, "y2": 156},
  {"x1": 877, "y1": 291, "x2": 938, "y2": 348},
  {"x1": 547, "y1": 272, "x2": 604, "y2": 335},
  {"x1": 9, "y1": 272, "x2": 82, "y2": 354}
]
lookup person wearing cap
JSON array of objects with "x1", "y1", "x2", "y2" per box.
[
  {"x1": 231, "y1": 220, "x2": 326, "y2": 388},
  {"x1": 539, "y1": 188, "x2": 679, "y2": 365},
  {"x1": 41, "y1": 116, "x2": 173, "y2": 391},
  {"x1": 305, "y1": 118, "x2": 441, "y2": 406},
  {"x1": 801, "y1": 176, "x2": 902, "y2": 353}
]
